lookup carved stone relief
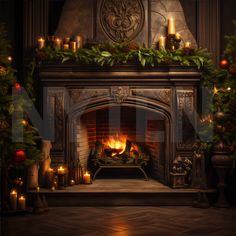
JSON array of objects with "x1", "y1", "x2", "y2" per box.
[
  {"x1": 132, "y1": 88, "x2": 171, "y2": 105},
  {"x1": 111, "y1": 86, "x2": 130, "y2": 103},
  {"x1": 69, "y1": 89, "x2": 109, "y2": 106},
  {"x1": 100, "y1": 0, "x2": 145, "y2": 42}
]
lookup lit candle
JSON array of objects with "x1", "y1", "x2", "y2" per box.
[
  {"x1": 38, "y1": 37, "x2": 45, "y2": 49},
  {"x1": 10, "y1": 190, "x2": 17, "y2": 210},
  {"x1": 70, "y1": 41, "x2": 77, "y2": 53},
  {"x1": 159, "y1": 36, "x2": 166, "y2": 49},
  {"x1": 57, "y1": 166, "x2": 65, "y2": 175},
  {"x1": 175, "y1": 33, "x2": 181, "y2": 40},
  {"x1": 51, "y1": 186, "x2": 55, "y2": 191},
  {"x1": 184, "y1": 41, "x2": 191, "y2": 48},
  {"x1": 76, "y1": 36, "x2": 83, "y2": 49},
  {"x1": 36, "y1": 186, "x2": 40, "y2": 192},
  {"x1": 18, "y1": 195, "x2": 26, "y2": 210},
  {"x1": 168, "y1": 18, "x2": 176, "y2": 35},
  {"x1": 54, "y1": 38, "x2": 62, "y2": 50},
  {"x1": 83, "y1": 172, "x2": 91, "y2": 184},
  {"x1": 70, "y1": 179, "x2": 75, "y2": 186},
  {"x1": 63, "y1": 44, "x2": 69, "y2": 50}
]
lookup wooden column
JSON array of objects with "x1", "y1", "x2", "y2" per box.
[
  {"x1": 23, "y1": 0, "x2": 49, "y2": 52},
  {"x1": 197, "y1": 0, "x2": 221, "y2": 65}
]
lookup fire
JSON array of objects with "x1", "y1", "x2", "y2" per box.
[{"x1": 104, "y1": 134, "x2": 127, "y2": 157}]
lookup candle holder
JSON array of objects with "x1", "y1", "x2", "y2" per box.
[{"x1": 166, "y1": 34, "x2": 176, "y2": 50}]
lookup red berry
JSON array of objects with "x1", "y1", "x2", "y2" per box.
[
  {"x1": 14, "y1": 82, "x2": 21, "y2": 91},
  {"x1": 14, "y1": 150, "x2": 26, "y2": 163}
]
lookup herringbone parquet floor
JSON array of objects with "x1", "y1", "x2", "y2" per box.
[{"x1": 1, "y1": 206, "x2": 236, "y2": 236}]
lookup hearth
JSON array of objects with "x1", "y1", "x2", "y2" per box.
[{"x1": 38, "y1": 64, "x2": 201, "y2": 186}]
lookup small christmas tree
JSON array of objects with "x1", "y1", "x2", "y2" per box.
[{"x1": 0, "y1": 23, "x2": 41, "y2": 211}]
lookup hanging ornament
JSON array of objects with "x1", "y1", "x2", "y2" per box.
[
  {"x1": 214, "y1": 109, "x2": 227, "y2": 123},
  {"x1": 0, "y1": 65, "x2": 7, "y2": 76},
  {"x1": 14, "y1": 150, "x2": 27, "y2": 163},
  {"x1": 219, "y1": 59, "x2": 230, "y2": 69},
  {"x1": 14, "y1": 82, "x2": 21, "y2": 91},
  {"x1": 229, "y1": 63, "x2": 236, "y2": 75},
  {"x1": 21, "y1": 119, "x2": 28, "y2": 126}
]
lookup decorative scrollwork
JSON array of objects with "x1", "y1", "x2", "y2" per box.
[{"x1": 100, "y1": 0, "x2": 144, "y2": 42}]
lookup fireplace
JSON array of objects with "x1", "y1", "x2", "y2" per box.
[{"x1": 38, "y1": 64, "x2": 201, "y2": 185}]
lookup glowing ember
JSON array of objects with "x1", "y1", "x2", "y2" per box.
[{"x1": 104, "y1": 134, "x2": 127, "y2": 156}]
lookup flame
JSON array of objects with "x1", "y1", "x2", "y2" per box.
[{"x1": 104, "y1": 134, "x2": 127, "y2": 156}]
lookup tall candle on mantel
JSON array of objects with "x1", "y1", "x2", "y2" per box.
[
  {"x1": 38, "y1": 37, "x2": 45, "y2": 49},
  {"x1": 10, "y1": 190, "x2": 17, "y2": 210},
  {"x1": 18, "y1": 195, "x2": 26, "y2": 210},
  {"x1": 83, "y1": 172, "x2": 91, "y2": 184},
  {"x1": 76, "y1": 36, "x2": 83, "y2": 49},
  {"x1": 168, "y1": 18, "x2": 176, "y2": 35}
]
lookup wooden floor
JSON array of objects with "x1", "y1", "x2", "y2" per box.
[{"x1": 1, "y1": 206, "x2": 236, "y2": 236}]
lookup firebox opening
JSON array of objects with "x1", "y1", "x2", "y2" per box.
[{"x1": 76, "y1": 106, "x2": 166, "y2": 182}]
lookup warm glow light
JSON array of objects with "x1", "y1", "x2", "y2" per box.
[
  {"x1": 184, "y1": 42, "x2": 191, "y2": 48},
  {"x1": 57, "y1": 166, "x2": 65, "y2": 174},
  {"x1": 11, "y1": 190, "x2": 17, "y2": 195},
  {"x1": 104, "y1": 134, "x2": 127, "y2": 156},
  {"x1": 21, "y1": 120, "x2": 27, "y2": 126},
  {"x1": 175, "y1": 33, "x2": 181, "y2": 40},
  {"x1": 213, "y1": 85, "x2": 218, "y2": 95},
  {"x1": 8, "y1": 56, "x2": 12, "y2": 62},
  {"x1": 227, "y1": 87, "x2": 231, "y2": 91}
]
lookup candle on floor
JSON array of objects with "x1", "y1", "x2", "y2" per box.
[
  {"x1": 57, "y1": 166, "x2": 65, "y2": 175},
  {"x1": 45, "y1": 168, "x2": 54, "y2": 188},
  {"x1": 70, "y1": 179, "x2": 75, "y2": 186},
  {"x1": 57, "y1": 166, "x2": 66, "y2": 189},
  {"x1": 10, "y1": 190, "x2": 17, "y2": 210},
  {"x1": 159, "y1": 36, "x2": 166, "y2": 49},
  {"x1": 38, "y1": 37, "x2": 45, "y2": 49},
  {"x1": 18, "y1": 195, "x2": 26, "y2": 210},
  {"x1": 36, "y1": 186, "x2": 40, "y2": 192},
  {"x1": 83, "y1": 172, "x2": 91, "y2": 184},
  {"x1": 168, "y1": 18, "x2": 176, "y2": 35}
]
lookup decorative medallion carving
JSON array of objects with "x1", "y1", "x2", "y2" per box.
[
  {"x1": 100, "y1": 0, "x2": 145, "y2": 42},
  {"x1": 69, "y1": 89, "x2": 109, "y2": 105},
  {"x1": 111, "y1": 86, "x2": 129, "y2": 103},
  {"x1": 132, "y1": 89, "x2": 171, "y2": 105}
]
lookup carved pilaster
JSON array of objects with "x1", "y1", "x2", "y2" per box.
[
  {"x1": 46, "y1": 88, "x2": 65, "y2": 157},
  {"x1": 176, "y1": 88, "x2": 196, "y2": 148}
]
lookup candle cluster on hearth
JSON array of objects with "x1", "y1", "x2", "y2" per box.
[
  {"x1": 158, "y1": 17, "x2": 191, "y2": 51},
  {"x1": 10, "y1": 190, "x2": 26, "y2": 211},
  {"x1": 37, "y1": 35, "x2": 83, "y2": 51}
]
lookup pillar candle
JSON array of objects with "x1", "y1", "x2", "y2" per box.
[
  {"x1": 38, "y1": 37, "x2": 45, "y2": 49},
  {"x1": 58, "y1": 166, "x2": 65, "y2": 175},
  {"x1": 159, "y1": 36, "x2": 166, "y2": 49},
  {"x1": 83, "y1": 172, "x2": 91, "y2": 184},
  {"x1": 168, "y1": 18, "x2": 176, "y2": 35},
  {"x1": 18, "y1": 195, "x2": 26, "y2": 210},
  {"x1": 10, "y1": 190, "x2": 17, "y2": 210},
  {"x1": 45, "y1": 168, "x2": 54, "y2": 188},
  {"x1": 75, "y1": 36, "x2": 83, "y2": 49},
  {"x1": 70, "y1": 41, "x2": 77, "y2": 53},
  {"x1": 175, "y1": 33, "x2": 181, "y2": 40},
  {"x1": 54, "y1": 38, "x2": 62, "y2": 50}
]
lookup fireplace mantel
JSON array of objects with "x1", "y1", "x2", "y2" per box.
[{"x1": 38, "y1": 64, "x2": 202, "y2": 185}]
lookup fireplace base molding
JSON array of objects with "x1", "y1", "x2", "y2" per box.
[{"x1": 38, "y1": 64, "x2": 202, "y2": 186}]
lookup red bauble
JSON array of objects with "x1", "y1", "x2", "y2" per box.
[
  {"x1": 14, "y1": 150, "x2": 26, "y2": 163},
  {"x1": 219, "y1": 59, "x2": 230, "y2": 69},
  {"x1": 14, "y1": 82, "x2": 21, "y2": 91}
]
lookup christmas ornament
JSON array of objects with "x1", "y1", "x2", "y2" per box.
[
  {"x1": 219, "y1": 59, "x2": 230, "y2": 69},
  {"x1": 14, "y1": 150, "x2": 27, "y2": 163},
  {"x1": 14, "y1": 82, "x2": 21, "y2": 91},
  {"x1": 214, "y1": 109, "x2": 227, "y2": 123},
  {"x1": 229, "y1": 63, "x2": 236, "y2": 75},
  {"x1": 0, "y1": 65, "x2": 7, "y2": 76}
]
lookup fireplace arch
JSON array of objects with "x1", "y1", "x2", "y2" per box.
[{"x1": 66, "y1": 95, "x2": 174, "y2": 185}]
